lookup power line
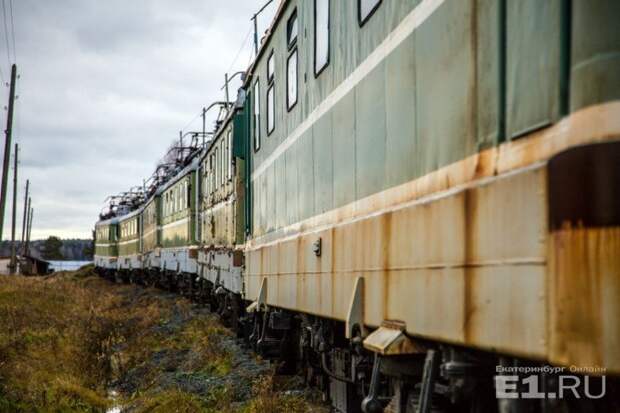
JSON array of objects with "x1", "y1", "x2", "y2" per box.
[
  {"x1": 226, "y1": 25, "x2": 253, "y2": 75},
  {"x1": 1, "y1": 0, "x2": 10, "y2": 70},
  {"x1": 8, "y1": 0, "x2": 15, "y2": 63},
  {"x1": 180, "y1": 110, "x2": 202, "y2": 132}
]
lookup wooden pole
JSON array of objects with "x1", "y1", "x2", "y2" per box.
[
  {"x1": 20, "y1": 179, "x2": 28, "y2": 245},
  {"x1": 25, "y1": 206, "x2": 33, "y2": 256},
  {"x1": 0, "y1": 64, "x2": 17, "y2": 241},
  {"x1": 23, "y1": 196, "x2": 30, "y2": 256},
  {"x1": 9, "y1": 143, "x2": 17, "y2": 273}
]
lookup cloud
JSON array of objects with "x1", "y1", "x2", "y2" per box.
[{"x1": 1, "y1": 0, "x2": 276, "y2": 240}]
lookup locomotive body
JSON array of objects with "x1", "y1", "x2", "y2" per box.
[
  {"x1": 94, "y1": 0, "x2": 620, "y2": 411},
  {"x1": 117, "y1": 209, "x2": 141, "y2": 272},
  {"x1": 94, "y1": 219, "x2": 118, "y2": 271},
  {"x1": 197, "y1": 113, "x2": 246, "y2": 295}
]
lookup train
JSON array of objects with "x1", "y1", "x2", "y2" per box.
[{"x1": 94, "y1": 0, "x2": 620, "y2": 412}]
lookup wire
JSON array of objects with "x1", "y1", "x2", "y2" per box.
[
  {"x1": 226, "y1": 25, "x2": 253, "y2": 75},
  {"x1": 8, "y1": 0, "x2": 15, "y2": 63},
  {"x1": 1, "y1": 0, "x2": 10, "y2": 69},
  {"x1": 180, "y1": 110, "x2": 202, "y2": 132}
]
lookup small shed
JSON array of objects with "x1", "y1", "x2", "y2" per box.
[{"x1": 19, "y1": 255, "x2": 51, "y2": 276}]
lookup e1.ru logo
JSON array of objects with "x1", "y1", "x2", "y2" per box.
[{"x1": 495, "y1": 375, "x2": 605, "y2": 399}]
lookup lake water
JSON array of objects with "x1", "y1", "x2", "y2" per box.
[{"x1": 48, "y1": 260, "x2": 92, "y2": 272}]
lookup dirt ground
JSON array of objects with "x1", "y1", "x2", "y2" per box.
[{"x1": 0, "y1": 266, "x2": 329, "y2": 412}]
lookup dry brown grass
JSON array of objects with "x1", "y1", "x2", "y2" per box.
[
  {"x1": 0, "y1": 270, "x2": 328, "y2": 412},
  {"x1": 0, "y1": 270, "x2": 168, "y2": 411}
]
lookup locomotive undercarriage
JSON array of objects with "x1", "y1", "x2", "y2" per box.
[{"x1": 98, "y1": 268, "x2": 618, "y2": 413}]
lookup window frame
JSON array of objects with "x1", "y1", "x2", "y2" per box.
[
  {"x1": 266, "y1": 83, "x2": 275, "y2": 134},
  {"x1": 358, "y1": 0, "x2": 382, "y2": 26},
  {"x1": 266, "y1": 50, "x2": 276, "y2": 135},
  {"x1": 267, "y1": 50, "x2": 275, "y2": 83},
  {"x1": 286, "y1": 9, "x2": 298, "y2": 50},
  {"x1": 286, "y1": 48, "x2": 298, "y2": 111},
  {"x1": 220, "y1": 140, "x2": 225, "y2": 187},
  {"x1": 253, "y1": 79, "x2": 261, "y2": 151},
  {"x1": 313, "y1": 0, "x2": 330, "y2": 77},
  {"x1": 227, "y1": 129, "x2": 233, "y2": 180}
]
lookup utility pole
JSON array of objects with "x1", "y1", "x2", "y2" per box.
[
  {"x1": 25, "y1": 205, "x2": 33, "y2": 256},
  {"x1": 9, "y1": 143, "x2": 17, "y2": 273},
  {"x1": 22, "y1": 195, "x2": 30, "y2": 255},
  {"x1": 0, "y1": 64, "x2": 17, "y2": 241},
  {"x1": 20, "y1": 179, "x2": 28, "y2": 245},
  {"x1": 252, "y1": 15, "x2": 259, "y2": 55},
  {"x1": 224, "y1": 73, "x2": 230, "y2": 106},
  {"x1": 201, "y1": 107, "x2": 206, "y2": 146}
]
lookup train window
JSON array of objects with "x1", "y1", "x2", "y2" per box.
[
  {"x1": 267, "y1": 52, "x2": 274, "y2": 83},
  {"x1": 267, "y1": 84, "x2": 275, "y2": 134},
  {"x1": 220, "y1": 141, "x2": 225, "y2": 186},
  {"x1": 314, "y1": 0, "x2": 330, "y2": 76},
  {"x1": 287, "y1": 9, "x2": 298, "y2": 48},
  {"x1": 253, "y1": 81, "x2": 261, "y2": 151},
  {"x1": 267, "y1": 51, "x2": 275, "y2": 135},
  {"x1": 359, "y1": 0, "x2": 381, "y2": 26},
  {"x1": 186, "y1": 181, "x2": 190, "y2": 207},
  {"x1": 287, "y1": 49, "x2": 298, "y2": 110},
  {"x1": 211, "y1": 153, "x2": 216, "y2": 193},
  {"x1": 227, "y1": 130, "x2": 233, "y2": 180},
  {"x1": 180, "y1": 183, "x2": 184, "y2": 209},
  {"x1": 215, "y1": 148, "x2": 220, "y2": 189}
]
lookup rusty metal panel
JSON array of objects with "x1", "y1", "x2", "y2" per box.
[
  {"x1": 467, "y1": 167, "x2": 547, "y2": 263},
  {"x1": 331, "y1": 90, "x2": 356, "y2": 208},
  {"x1": 506, "y1": 0, "x2": 561, "y2": 138},
  {"x1": 548, "y1": 227, "x2": 620, "y2": 374},
  {"x1": 386, "y1": 193, "x2": 465, "y2": 268},
  {"x1": 355, "y1": 61, "x2": 386, "y2": 199},
  {"x1": 570, "y1": 0, "x2": 620, "y2": 112},
  {"x1": 386, "y1": 268, "x2": 466, "y2": 344},
  {"x1": 466, "y1": 265, "x2": 547, "y2": 357},
  {"x1": 278, "y1": 238, "x2": 297, "y2": 275},
  {"x1": 385, "y1": 32, "x2": 416, "y2": 188},
  {"x1": 546, "y1": 141, "x2": 620, "y2": 373},
  {"x1": 246, "y1": 163, "x2": 550, "y2": 360}
]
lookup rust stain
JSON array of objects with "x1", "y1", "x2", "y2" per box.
[
  {"x1": 382, "y1": 212, "x2": 392, "y2": 320},
  {"x1": 548, "y1": 225, "x2": 620, "y2": 374},
  {"x1": 463, "y1": 188, "x2": 478, "y2": 343},
  {"x1": 247, "y1": 103, "x2": 620, "y2": 250},
  {"x1": 330, "y1": 226, "x2": 336, "y2": 316}
]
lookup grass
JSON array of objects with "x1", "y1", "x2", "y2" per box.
[{"x1": 0, "y1": 268, "x2": 327, "y2": 412}]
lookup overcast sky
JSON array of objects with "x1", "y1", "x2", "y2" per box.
[{"x1": 0, "y1": 0, "x2": 276, "y2": 240}]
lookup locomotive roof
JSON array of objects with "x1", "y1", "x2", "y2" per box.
[{"x1": 96, "y1": 216, "x2": 120, "y2": 227}]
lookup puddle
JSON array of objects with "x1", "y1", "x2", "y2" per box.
[{"x1": 106, "y1": 389, "x2": 121, "y2": 413}]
